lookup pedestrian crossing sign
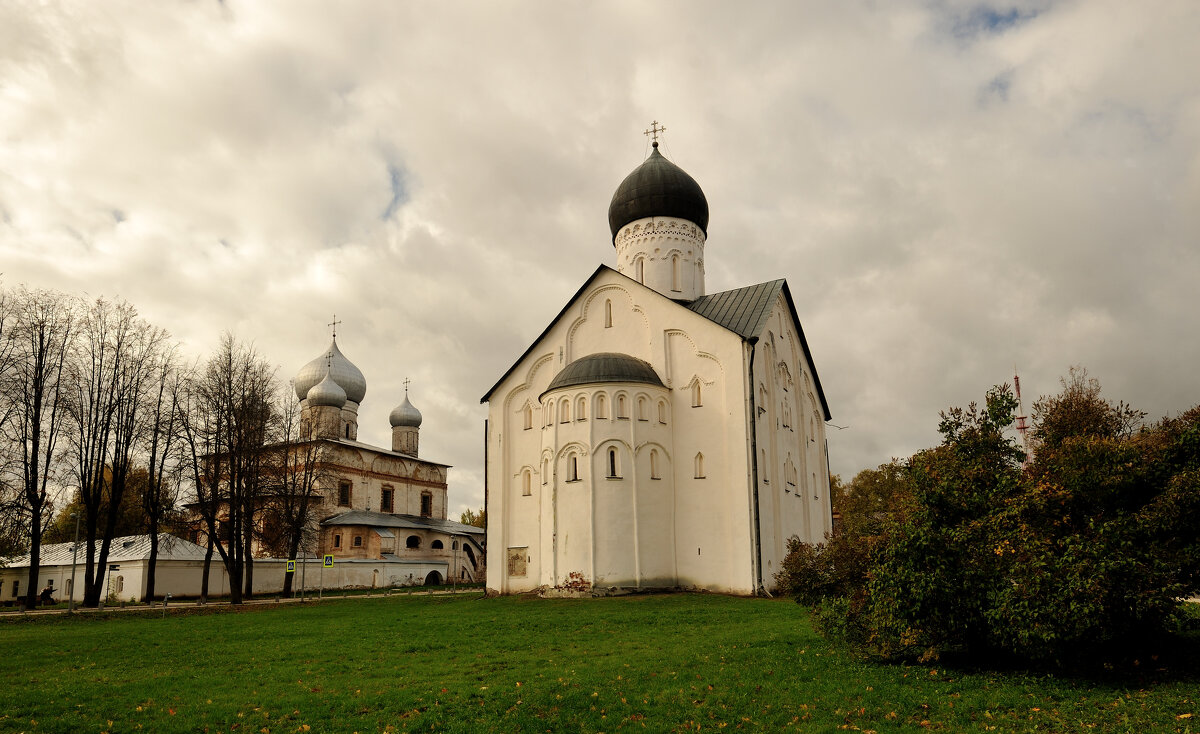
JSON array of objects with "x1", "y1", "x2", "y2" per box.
[{"x1": 323, "y1": 554, "x2": 334, "y2": 567}]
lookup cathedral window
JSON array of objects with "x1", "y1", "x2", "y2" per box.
[
  {"x1": 617, "y1": 395, "x2": 628, "y2": 418},
  {"x1": 523, "y1": 404, "x2": 532, "y2": 430},
  {"x1": 691, "y1": 382, "x2": 702, "y2": 408},
  {"x1": 637, "y1": 396, "x2": 648, "y2": 420},
  {"x1": 607, "y1": 448, "x2": 620, "y2": 478},
  {"x1": 595, "y1": 393, "x2": 608, "y2": 419},
  {"x1": 522, "y1": 469, "x2": 532, "y2": 496},
  {"x1": 671, "y1": 254, "x2": 681, "y2": 291},
  {"x1": 576, "y1": 396, "x2": 587, "y2": 420},
  {"x1": 353, "y1": 535, "x2": 362, "y2": 547},
  {"x1": 567, "y1": 453, "x2": 579, "y2": 482},
  {"x1": 381, "y1": 487, "x2": 394, "y2": 513},
  {"x1": 333, "y1": 534, "x2": 341, "y2": 549},
  {"x1": 338, "y1": 482, "x2": 351, "y2": 506},
  {"x1": 559, "y1": 400, "x2": 570, "y2": 423},
  {"x1": 407, "y1": 535, "x2": 420, "y2": 549},
  {"x1": 604, "y1": 299, "x2": 612, "y2": 328},
  {"x1": 650, "y1": 449, "x2": 660, "y2": 479},
  {"x1": 420, "y1": 492, "x2": 433, "y2": 517},
  {"x1": 432, "y1": 540, "x2": 444, "y2": 549},
  {"x1": 658, "y1": 401, "x2": 667, "y2": 424},
  {"x1": 694, "y1": 452, "x2": 705, "y2": 479}
]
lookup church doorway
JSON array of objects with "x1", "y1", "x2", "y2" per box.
[{"x1": 424, "y1": 570, "x2": 442, "y2": 587}]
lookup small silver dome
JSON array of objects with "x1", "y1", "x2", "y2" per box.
[
  {"x1": 294, "y1": 338, "x2": 367, "y2": 404},
  {"x1": 389, "y1": 394, "x2": 422, "y2": 428},
  {"x1": 307, "y1": 373, "x2": 347, "y2": 408}
]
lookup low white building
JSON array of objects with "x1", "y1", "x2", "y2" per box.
[
  {"x1": 0, "y1": 534, "x2": 459, "y2": 606},
  {"x1": 482, "y1": 134, "x2": 833, "y2": 596}
]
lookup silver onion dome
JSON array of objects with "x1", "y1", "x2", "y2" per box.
[
  {"x1": 307, "y1": 372, "x2": 347, "y2": 408},
  {"x1": 389, "y1": 394, "x2": 422, "y2": 428},
  {"x1": 294, "y1": 338, "x2": 367, "y2": 404}
]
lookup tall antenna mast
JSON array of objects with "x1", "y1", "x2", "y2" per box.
[{"x1": 1013, "y1": 366, "x2": 1030, "y2": 461}]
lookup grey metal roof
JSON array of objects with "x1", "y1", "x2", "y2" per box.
[
  {"x1": 2, "y1": 534, "x2": 209, "y2": 568},
  {"x1": 608, "y1": 144, "x2": 709, "y2": 240},
  {"x1": 542, "y1": 352, "x2": 665, "y2": 397},
  {"x1": 321, "y1": 510, "x2": 485, "y2": 536},
  {"x1": 687, "y1": 280, "x2": 785, "y2": 339}
]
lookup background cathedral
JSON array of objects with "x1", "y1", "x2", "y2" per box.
[{"x1": 482, "y1": 129, "x2": 832, "y2": 595}]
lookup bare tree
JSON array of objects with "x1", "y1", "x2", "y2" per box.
[
  {"x1": 0, "y1": 287, "x2": 76, "y2": 608},
  {"x1": 141, "y1": 347, "x2": 182, "y2": 602},
  {"x1": 180, "y1": 334, "x2": 276, "y2": 604},
  {"x1": 260, "y1": 386, "x2": 328, "y2": 596},
  {"x1": 66, "y1": 298, "x2": 171, "y2": 606}
]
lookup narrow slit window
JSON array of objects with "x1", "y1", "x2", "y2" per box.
[
  {"x1": 617, "y1": 395, "x2": 628, "y2": 418},
  {"x1": 671, "y1": 254, "x2": 681, "y2": 291},
  {"x1": 635, "y1": 257, "x2": 645, "y2": 283},
  {"x1": 523, "y1": 404, "x2": 532, "y2": 430},
  {"x1": 576, "y1": 396, "x2": 587, "y2": 420},
  {"x1": 604, "y1": 299, "x2": 612, "y2": 328},
  {"x1": 694, "y1": 452, "x2": 705, "y2": 479},
  {"x1": 691, "y1": 382, "x2": 702, "y2": 408},
  {"x1": 542, "y1": 458, "x2": 549, "y2": 484},
  {"x1": 637, "y1": 396, "x2": 647, "y2": 421},
  {"x1": 658, "y1": 401, "x2": 667, "y2": 424},
  {"x1": 522, "y1": 470, "x2": 532, "y2": 496},
  {"x1": 608, "y1": 448, "x2": 619, "y2": 478},
  {"x1": 559, "y1": 400, "x2": 570, "y2": 423},
  {"x1": 568, "y1": 453, "x2": 579, "y2": 482},
  {"x1": 596, "y1": 393, "x2": 608, "y2": 419},
  {"x1": 650, "y1": 449, "x2": 660, "y2": 479}
]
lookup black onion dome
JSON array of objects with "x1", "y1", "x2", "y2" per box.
[
  {"x1": 608, "y1": 144, "x2": 709, "y2": 241},
  {"x1": 544, "y1": 353, "x2": 665, "y2": 397}
]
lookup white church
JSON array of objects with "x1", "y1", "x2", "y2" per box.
[{"x1": 481, "y1": 128, "x2": 833, "y2": 596}]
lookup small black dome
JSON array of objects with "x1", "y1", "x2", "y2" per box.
[
  {"x1": 543, "y1": 353, "x2": 665, "y2": 397},
  {"x1": 608, "y1": 144, "x2": 708, "y2": 241}
]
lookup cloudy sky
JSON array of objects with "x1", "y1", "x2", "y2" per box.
[{"x1": 3, "y1": 0, "x2": 1198, "y2": 515}]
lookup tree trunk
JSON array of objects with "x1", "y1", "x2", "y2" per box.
[
  {"x1": 201, "y1": 535, "x2": 213, "y2": 602},
  {"x1": 22, "y1": 506, "x2": 42, "y2": 609},
  {"x1": 144, "y1": 523, "x2": 159, "y2": 602}
]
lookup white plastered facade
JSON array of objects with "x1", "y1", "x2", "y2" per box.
[{"x1": 484, "y1": 267, "x2": 832, "y2": 595}]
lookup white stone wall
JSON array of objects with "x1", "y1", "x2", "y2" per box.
[
  {"x1": 614, "y1": 216, "x2": 706, "y2": 301},
  {"x1": 749, "y1": 296, "x2": 833, "y2": 589},
  {"x1": 486, "y1": 270, "x2": 758, "y2": 595}
]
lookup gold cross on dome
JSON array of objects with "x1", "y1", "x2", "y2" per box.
[
  {"x1": 643, "y1": 120, "x2": 666, "y2": 144},
  {"x1": 403, "y1": 377, "x2": 411, "y2": 393},
  {"x1": 328, "y1": 315, "x2": 342, "y2": 338}
]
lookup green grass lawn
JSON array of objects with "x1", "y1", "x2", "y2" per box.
[{"x1": 0, "y1": 593, "x2": 1196, "y2": 733}]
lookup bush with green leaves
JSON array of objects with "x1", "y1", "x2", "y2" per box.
[{"x1": 782, "y1": 369, "x2": 1200, "y2": 665}]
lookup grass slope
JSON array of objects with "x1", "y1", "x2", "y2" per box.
[{"x1": 0, "y1": 594, "x2": 1196, "y2": 733}]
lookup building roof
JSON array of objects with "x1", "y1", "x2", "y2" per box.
[
  {"x1": 2, "y1": 534, "x2": 209, "y2": 568},
  {"x1": 608, "y1": 144, "x2": 709, "y2": 240},
  {"x1": 321, "y1": 510, "x2": 485, "y2": 537},
  {"x1": 294, "y1": 337, "x2": 367, "y2": 404},
  {"x1": 542, "y1": 352, "x2": 665, "y2": 397},
  {"x1": 687, "y1": 279, "x2": 785, "y2": 339},
  {"x1": 309, "y1": 437, "x2": 451, "y2": 468},
  {"x1": 481, "y1": 266, "x2": 831, "y2": 420}
]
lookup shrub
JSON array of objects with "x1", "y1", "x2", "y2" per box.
[{"x1": 810, "y1": 373, "x2": 1200, "y2": 666}]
